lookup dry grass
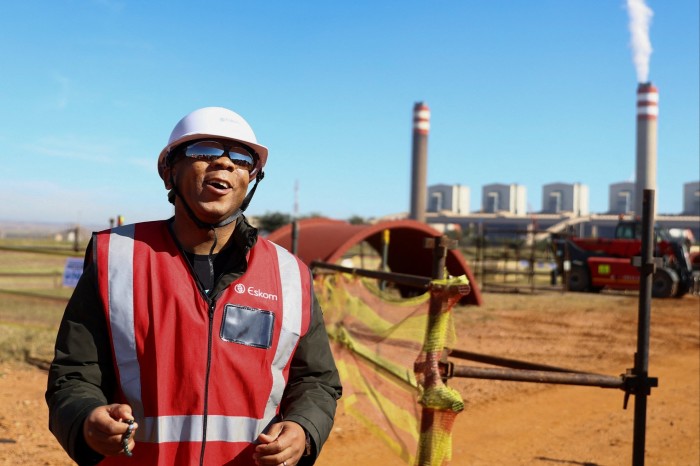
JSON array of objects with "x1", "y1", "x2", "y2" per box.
[
  {"x1": 0, "y1": 291, "x2": 66, "y2": 363},
  {"x1": 0, "y1": 242, "x2": 75, "y2": 364}
]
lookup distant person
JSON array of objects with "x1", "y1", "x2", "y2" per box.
[{"x1": 46, "y1": 107, "x2": 342, "y2": 465}]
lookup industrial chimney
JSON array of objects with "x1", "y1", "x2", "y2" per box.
[
  {"x1": 634, "y1": 82, "x2": 658, "y2": 216},
  {"x1": 410, "y1": 102, "x2": 430, "y2": 222}
]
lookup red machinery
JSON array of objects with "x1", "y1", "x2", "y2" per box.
[{"x1": 552, "y1": 220, "x2": 699, "y2": 298}]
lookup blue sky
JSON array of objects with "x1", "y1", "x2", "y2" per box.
[{"x1": 1, "y1": 1, "x2": 697, "y2": 227}]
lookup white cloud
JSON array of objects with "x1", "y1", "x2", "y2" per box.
[
  {"x1": 22, "y1": 135, "x2": 117, "y2": 164},
  {"x1": 20, "y1": 135, "x2": 154, "y2": 173}
]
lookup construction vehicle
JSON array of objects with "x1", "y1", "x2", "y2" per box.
[{"x1": 552, "y1": 220, "x2": 700, "y2": 298}]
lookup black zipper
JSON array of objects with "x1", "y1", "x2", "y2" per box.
[
  {"x1": 166, "y1": 219, "x2": 248, "y2": 463},
  {"x1": 199, "y1": 298, "x2": 216, "y2": 466}
]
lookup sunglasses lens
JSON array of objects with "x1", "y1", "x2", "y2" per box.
[
  {"x1": 228, "y1": 149, "x2": 255, "y2": 171},
  {"x1": 184, "y1": 141, "x2": 225, "y2": 159},
  {"x1": 182, "y1": 140, "x2": 257, "y2": 172}
]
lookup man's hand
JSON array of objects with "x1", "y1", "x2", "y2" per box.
[
  {"x1": 254, "y1": 421, "x2": 306, "y2": 466},
  {"x1": 82, "y1": 403, "x2": 138, "y2": 457}
]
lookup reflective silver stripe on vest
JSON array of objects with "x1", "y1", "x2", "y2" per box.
[
  {"x1": 107, "y1": 235, "x2": 303, "y2": 444},
  {"x1": 138, "y1": 414, "x2": 263, "y2": 443},
  {"x1": 106, "y1": 225, "x2": 145, "y2": 423},
  {"x1": 266, "y1": 243, "x2": 303, "y2": 422}
]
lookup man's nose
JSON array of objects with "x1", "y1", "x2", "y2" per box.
[{"x1": 209, "y1": 154, "x2": 235, "y2": 170}]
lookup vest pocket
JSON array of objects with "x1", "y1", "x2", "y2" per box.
[{"x1": 220, "y1": 304, "x2": 275, "y2": 349}]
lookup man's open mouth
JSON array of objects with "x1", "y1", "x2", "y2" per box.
[{"x1": 207, "y1": 180, "x2": 231, "y2": 190}]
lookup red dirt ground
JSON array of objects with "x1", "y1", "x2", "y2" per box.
[{"x1": 1, "y1": 292, "x2": 698, "y2": 465}]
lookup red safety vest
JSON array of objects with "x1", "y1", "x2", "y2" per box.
[{"x1": 93, "y1": 221, "x2": 311, "y2": 465}]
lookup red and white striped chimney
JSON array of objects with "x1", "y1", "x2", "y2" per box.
[
  {"x1": 410, "y1": 102, "x2": 430, "y2": 222},
  {"x1": 634, "y1": 82, "x2": 658, "y2": 216}
]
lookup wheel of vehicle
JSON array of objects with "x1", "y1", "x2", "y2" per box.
[
  {"x1": 568, "y1": 265, "x2": 590, "y2": 292},
  {"x1": 651, "y1": 267, "x2": 679, "y2": 298},
  {"x1": 673, "y1": 280, "x2": 689, "y2": 298}
]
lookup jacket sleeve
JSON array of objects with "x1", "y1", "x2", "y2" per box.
[
  {"x1": 281, "y1": 287, "x2": 342, "y2": 465},
  {"x1": 45, "y1": 253, "x2": 115, "y2": 465}
]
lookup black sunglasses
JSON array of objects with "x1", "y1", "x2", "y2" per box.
[{"x1": 177, "y1": 140, "x2": 258, "y2": 173}]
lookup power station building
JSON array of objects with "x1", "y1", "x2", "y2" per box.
[
  {"x1": 609, "y1": 182, "x2": 636, "y2": 214},
  {"x1": 481, "y1": 184, "x2": 527, "y2": 215},
  {"x1": 417, "y1": 180, "x2": 700, "y2": 240},
  {"x1": 427, "y1": 184, "x2": 470, "y2": 214},
  {"x1": 684, "y1": 181, "x2": 700, "y2": 216},
  {"x1": 426, "y1": 180, "x2": 697, "y2": 218},
  {"x1": 541, "y1": 183, "x2": 589, "y2": 216}
]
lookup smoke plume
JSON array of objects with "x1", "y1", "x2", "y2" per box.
[{"x1": 626, "y1": 0, "x2": 654, "y2": 83}]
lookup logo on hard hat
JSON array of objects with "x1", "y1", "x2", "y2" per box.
[{"x1": 220, "y1": 116, "x2": 239, "y2": 125}]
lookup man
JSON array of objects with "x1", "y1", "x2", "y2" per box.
[{"x1": 46, "y1": 107, "x2": 342, "y2": 465}]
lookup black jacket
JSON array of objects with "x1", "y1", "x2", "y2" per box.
[{"x1": 46, "y1": 217, "x2": 341, "y2": 465}]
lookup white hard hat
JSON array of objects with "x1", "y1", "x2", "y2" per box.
[{"x1": 158, "y1": 107, "x2": 268, "y2": 179}]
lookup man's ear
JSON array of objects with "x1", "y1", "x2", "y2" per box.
[{"x1": 163, "y1": 165, "x2": 174, "y2": 190}]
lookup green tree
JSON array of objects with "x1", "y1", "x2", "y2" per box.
[
  {"x1": 348, "y1": 215, "x2": 368, "y2": 225},
  {"x1": 257, "y1": 211, "x2": 292, "y2": 233}
]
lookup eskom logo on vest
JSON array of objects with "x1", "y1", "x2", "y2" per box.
[{"x1": 234, "y1": 283, "x2": 279, "y2": 301}]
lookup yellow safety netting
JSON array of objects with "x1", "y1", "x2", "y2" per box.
[
  {"x1": 413, "y1": 277, "x2": 468, "y2": 466},
  {"x1": 316, "y1": 273, "x2": 466, "y2": 465}
]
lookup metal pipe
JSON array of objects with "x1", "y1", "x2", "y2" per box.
[
  {"x1": 73, "y1": 226, "x2": 80, "y2": 252},
  {"x1": 310, "y1": 260, "x2": 431, "y2": 289},
  {"x1": 425, "y1": 236, "x2": 450, "y2": 280},
  {"x1": 451, "y1": 365, "x2": 624, "y2": 389},
  {"x1": 479, "y1": 268, "x2": 553, "y2": 277},
  {"x1": 291, "y1": 220, "x2": 299, "y2": 255},
  {"x1": 380, "y1": 229, "x2": 390, "y2": 290},
  {"x1": 632, "y1": 188, "x2": 656, "y2": 466},
  {"x1": 529, "y1": 228, "x2": 536, "y2": 293},
  {"x1": 477, "y1": 223, "x2": 484, "y2": 284},
  {"x1": 448, "y1": 349, "x2": 587, "y2": 374}
]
